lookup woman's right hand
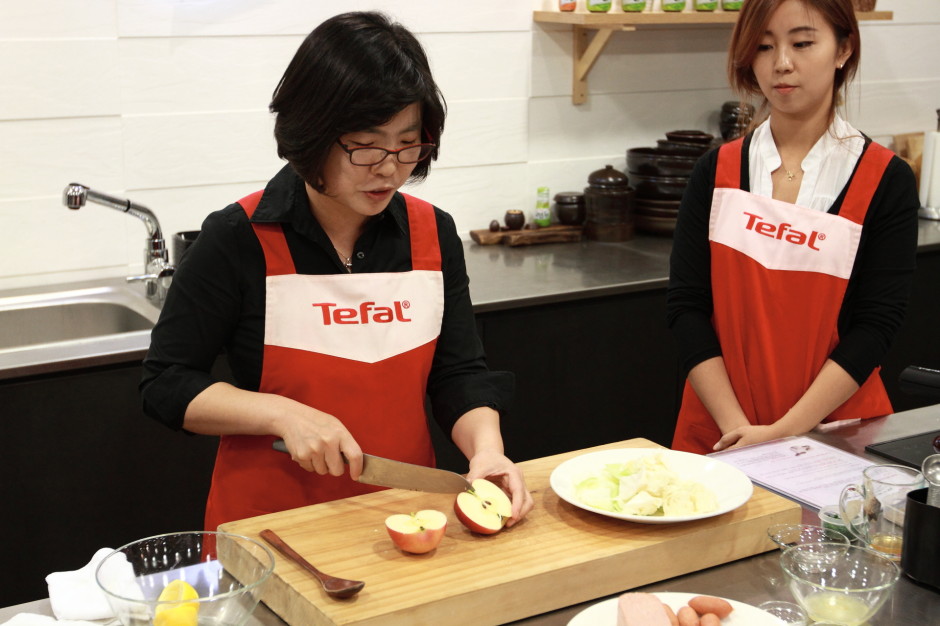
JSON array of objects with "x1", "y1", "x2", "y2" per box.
[
  {"x1": 183, "y1": 383, "x2": 364, "y2": 480},
  {"x1": 276, "y1": 403, "x2": 364, "y2": 479}
]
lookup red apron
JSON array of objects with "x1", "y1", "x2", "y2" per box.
[
  {"x1": 672, "y1": 138, "x2": 894, "y2": 455},
  {"x1": 204, "y1": 192, "x2": 444, "y2": 532}
]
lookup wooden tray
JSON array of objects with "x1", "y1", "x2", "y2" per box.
[
  {"x1": 470, "y1": 225, "x2": 583, "y2": 246},
  {"x1": 219, "y1": 439, "x2": 801, "y2": 625}
]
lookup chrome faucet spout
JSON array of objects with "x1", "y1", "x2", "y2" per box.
[
  {"x1": 64, "y1": 183, "x2": 163, "y2": 240},
  {"x1": 62, "y1": 183, "x2": 174, "y2": 304}
]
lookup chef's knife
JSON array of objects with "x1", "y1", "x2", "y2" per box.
[{"x1": 272, "y1": 439, "x2": 471, "y2": 494}]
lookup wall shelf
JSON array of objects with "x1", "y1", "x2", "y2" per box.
[{"x1": 533, "y1": 10, "x2": 894, "y2": 104}]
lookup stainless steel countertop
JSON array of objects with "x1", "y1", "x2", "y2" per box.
[
  {"x1": 3, "y1": 406, "x2": 937, "y2": 624},
  {"x1": 464, "y1": 218, "x2": 940, "y2": 313}
]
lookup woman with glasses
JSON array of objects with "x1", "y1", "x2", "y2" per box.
[{"x1": 141, "y1": 11, "x2": 533, "y2": 533}]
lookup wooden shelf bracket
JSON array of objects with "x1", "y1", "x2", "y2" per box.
[{"x1": 573, "y1": 25, "x2": 635, "y2": 105}]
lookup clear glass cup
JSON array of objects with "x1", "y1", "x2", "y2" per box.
[{"x1": 839, "y1": 464, "x2": 925, "y2": 561}]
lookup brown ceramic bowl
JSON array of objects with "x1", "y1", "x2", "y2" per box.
[
  {"x1": 636, "y1": 197, "x2": 681, "y2": 211},
  {"x1": 656, "y1": 139, "x2": 710, "y2": 156},
  {"x1": 627, "y1": 148, "x2": 699, "y2": 177},
  {"x1": 635, "y1": 213, "x2": 677, "y2": 236},
  {"x1": 665, "y1": 130, "x2": 714, "y2": 145},
  {"x1": 628, "y1": 172, "x2": 689, "y2": 200}
]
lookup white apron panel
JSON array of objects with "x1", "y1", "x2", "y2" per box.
[
  {"x1": 264, "y1": 270, "x2": 444, "y2": 364},
  {"x1": 709, "y1": 188, "x2": 861, "y2": 279}
]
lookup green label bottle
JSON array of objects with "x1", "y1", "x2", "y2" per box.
[
  {"x1": 622, "y1": 0, "x2": 646, "y2": 11},
  {"x1": 587, "y1": 0, "x2": 612, "y2": 12},
  {"x1": 662, "y1": 0, "x2": 687, "y2": 11},
  {"x1": 534, "y1": 187, "x2": 551, "y2": 227}
]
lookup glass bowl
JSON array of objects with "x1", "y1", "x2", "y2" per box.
[
  {"x1": 757, "y1": 600, "x2": 808, "y2": 625},
  {"x1": 767, "y1": 523, "x2": 850, "y2": 549},
  {"x1": 95, "y1": 531, "x2": 275, "y2": 626},
  {"x1": 780, "y1": 542, "x2": 900, "y2": 626}
]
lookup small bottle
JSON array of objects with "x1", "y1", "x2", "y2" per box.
[
  {"x1": 693, "y1": 0, "x2": 717, "y2": 10},
  {"x1": 586, "y1": 0, "x2": 612, "y2": 12},
  {"x1": 534, "y1": 187, "x2": 552, "y2": 227},
  {"x1": 662, "y1": 0, "x2": 687, "y2": 10},
  {"x1": 721, "y1": 0, "x2": 743, "y2": 10},
  {"x1": 559, "y1": 0, "x2": 576, "y2": 11},
  {"x1": 622, "y1": 0, "x2": 646, "y2": 11}
]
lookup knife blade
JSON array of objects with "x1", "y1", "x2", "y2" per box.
[{"x1": 272, "y1": 439, "x2": 471, "y2": 494}]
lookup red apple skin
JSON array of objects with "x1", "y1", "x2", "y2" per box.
[{"x1": 385, "y1": 512, "x2": 447, "y2": 554}]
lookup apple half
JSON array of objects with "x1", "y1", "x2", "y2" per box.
[
  {"x1": 385, "y1": 509, "x2": 448, "y2": 554},
  {"x1": 454, "y1": 478, "x2": 513, "y2": 534}
]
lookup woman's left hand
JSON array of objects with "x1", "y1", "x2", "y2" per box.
[
  {"x1": 713, "y1": 423, "x2": 784, "y2": 452},
  {"x1": 466, "y1": 449, "x2": 534, "y2": 527}
]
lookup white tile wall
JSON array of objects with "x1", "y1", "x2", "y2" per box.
[{"x1": 0, "y1": 0, "x2": 937, "y2": 290}]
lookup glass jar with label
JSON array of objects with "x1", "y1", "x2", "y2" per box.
[
  {"x1": 559, "y1": 0, "x2": 576, "y2": 11},
  {"x1": 587, "y1": 0, "x2": 612, "y2": 12},
  {"x1": 693, "y1": 0, "x2": 717, "y2": 10},
  {"x1": 662, "y1": 0, "x2": 686, "y2": 11},
  {"x1": 622, "y1": 0, "x2": 646, "y2": 11},
  {"x1": 721, "y1": 0, "x2": 743, "y2": 9}
]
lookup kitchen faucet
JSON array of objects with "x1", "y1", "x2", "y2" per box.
[{"x1": 63, "y1": 183, "x2": 175, "y2": 304}]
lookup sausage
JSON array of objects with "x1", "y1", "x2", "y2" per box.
[
  {"x1": 676, "y1": 605, "x2": 701, "y2": 626},
  {"x1": 662, "y1": 603, "x2": 680, "y2": 626},
  {"x1": 688, "y1": 595, "x2": 734, "y2": 619},
  {"x1": 699, "y1": 615, "x2": 721, "y2": 626}
]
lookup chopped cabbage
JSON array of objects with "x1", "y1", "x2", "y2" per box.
[{"x1": 573, "y1": 454, "x2": 718, "y2": 517}]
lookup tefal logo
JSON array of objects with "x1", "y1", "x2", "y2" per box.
[
  {"x1": 743, "y1": 211, "x2": 825, "y2": 251},
  {"x1": 311, "y1": 300, "x2": 413, "y2": 325}
]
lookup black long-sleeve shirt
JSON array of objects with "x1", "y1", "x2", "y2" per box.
[
  {"x1": 140, "y1": 164, "x2": 513, "y2": 435},
  {"x1": 666, "y1": 139, "x2": 920, "y2": 385}
]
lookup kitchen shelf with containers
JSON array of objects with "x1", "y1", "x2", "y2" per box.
[{"x1": 533, "y1": 7, "x2": 894, "y2": 104}]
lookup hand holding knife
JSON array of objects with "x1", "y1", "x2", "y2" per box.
[{"x1": 272, "y1": 438, "x2": 471, "y2": 494}]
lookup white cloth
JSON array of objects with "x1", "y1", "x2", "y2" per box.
[
  {"x1": 749, "y1": 115, "x2": 865, "y2": 212},
  {"x1": 1, "y1": 615, "x2": 101, "y2": 626},
  {"x1": 43, "y1": 547, "x2": 137, "y2": 622}
]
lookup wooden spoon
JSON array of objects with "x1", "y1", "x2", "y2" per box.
[{"x1": 260, "y1": 528, "x2": 365, "y2": 599}]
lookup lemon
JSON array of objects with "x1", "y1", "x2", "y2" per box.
[{"x1": 153, "y1": 580, "x2": 199, "y2": 626}]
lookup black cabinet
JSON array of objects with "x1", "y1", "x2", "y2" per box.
[{"x1": 0, "y1": 365, "x2": 219, "y2": 607}]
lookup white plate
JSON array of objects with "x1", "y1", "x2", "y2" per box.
[
  {"x1": 550, "y1": 448, "x2": 753, "y2": 524},
  {"x1": 568, "y1": 592, "x2": 785, "y2": 625}
]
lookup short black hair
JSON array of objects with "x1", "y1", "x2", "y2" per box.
[{"x1": 270, "y1": 12, "x2": 446, "y2": 191}]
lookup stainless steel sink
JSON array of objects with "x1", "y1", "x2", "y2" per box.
[{"x1": 0, "y1": 279, "x2": 161, "y2": 380}]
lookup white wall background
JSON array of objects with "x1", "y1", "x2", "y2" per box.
[{"x1": 1, "y1": 0, "x2": 937, "y2": 290}]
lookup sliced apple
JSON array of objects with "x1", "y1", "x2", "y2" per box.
[
  {"x1": 454, "y1": 478, "x2": 513, "y2": 534},
  {"x1": 385, "y1": 509, "x2": 447, "y2": 554}
]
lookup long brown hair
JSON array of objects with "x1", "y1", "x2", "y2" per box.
[{"x1": 727, "y1": 0, "x2": 860, "y2": 121}]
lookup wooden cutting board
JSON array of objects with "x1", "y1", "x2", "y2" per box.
[
  {"x1": 219, "y1": 439, "x2": 800, "y2": 625},
  {"x1": 469, "y1": 225, "x2": 583, "y2": 246}
]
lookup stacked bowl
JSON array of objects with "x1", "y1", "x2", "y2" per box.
[{"x1": 627, "y1": 130, "x2": 713, "y2": 235}]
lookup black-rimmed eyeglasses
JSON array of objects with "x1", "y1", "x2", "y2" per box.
[{"x1": 336, "y1": 140, "x2": 437, "y2": 166}]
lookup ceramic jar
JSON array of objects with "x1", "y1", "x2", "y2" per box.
[{"x1": 584, "y1": 165, "x2": 635, "y2": 242}]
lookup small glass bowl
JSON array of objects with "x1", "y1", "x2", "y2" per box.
[
  {"x1": 780, "y1": 542, "x2": 900, "y2": 626},
  {"x1": 757, "y1": 600, "x2": 808, "y2": 625},
  {"x1": 767, "y1": 523, "x2": 850, "y2": 549}
]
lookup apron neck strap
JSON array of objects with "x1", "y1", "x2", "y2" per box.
[{"x1": 400, "y1": 193, "x2": 441, "y2": 271}]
